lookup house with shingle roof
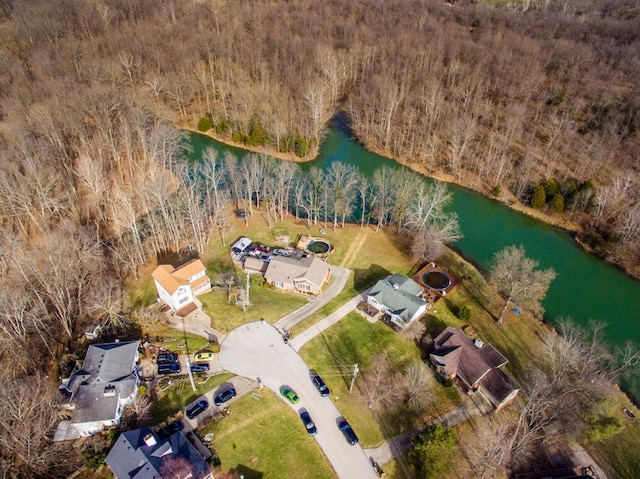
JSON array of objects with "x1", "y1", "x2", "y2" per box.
[
  {"x1": 264, "y1": 255, "x2": 331, "y2": 295},
  {"x1": 366, "y1": 274, "x2": 429, "y2": 328},
  {"x1": 54, "y1": 341, "x2": 139, "y2": 441},
  {"x1": 152, "y1": 259, "x2": 211, "y2": 315},
  {"x1": 430, "y1": 327, "x2": 519, "y2": 410},
  {"x1": 106, "y1": 427, "x2": 213, "y2": 479}
]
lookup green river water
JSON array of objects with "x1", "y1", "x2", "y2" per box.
[{"x1": 190, "y1": 126, "x2": 640, "y2": 401}]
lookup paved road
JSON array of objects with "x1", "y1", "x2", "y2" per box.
[
  {"x1": 218, "y1": 321, "x2": 379, "y2": 479},
  {"x1": 275, "y1": 265, "x2": 352, "y2": 332}
]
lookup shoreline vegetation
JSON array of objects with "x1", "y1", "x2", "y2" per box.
[{"x1": 181, "y1": 121, "x2": 618, "y2": 276}]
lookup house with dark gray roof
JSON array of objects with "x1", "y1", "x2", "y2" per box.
[
  {"x1": 430, "y1": 327, "x2": 519, "y2": 410},
  {"x1": 366, "y1": 274, "x2": 429, "y2": 328},
  {"x1": 54, "y1": 341, "x2": 139, "y2": 441},
  {"x1": 106, "y1": 427, "x2": 213, "y2": 479},
  {"x1": 264, "y1": 255, "x2": 331, "y2": 295}
]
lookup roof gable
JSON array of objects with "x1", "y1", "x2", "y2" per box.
[
  {"x1": 368, "y1": 274, "x2": 427, "y2": 322},
  {"x1": 433, "y1": 327, "x2": 509, "y2": 387},
  {"x1": 106, "y1": 427, "x2": 211, "y2": 479},
  {"x1": 66, "y1": 341, "x2": 138, "y2": 424},
  {"x1": 265, "y1": 256, "x2": 329, "y2": 288}
]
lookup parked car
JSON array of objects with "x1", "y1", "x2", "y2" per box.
[
  {"x1": 214, "y1": 387, "x2": 237, "y2": 406},
  {"x1": 158, "y1": 363, "x2": 181, "y2": 375},
  {"x1": 190, "y1": 362, "x2": 210, "y2": 373},
  {"x1": 280, "y1": 386, "x2": 300, "y2": 404},
  {"x1": 256, "y1": 244, "x2": 270, "y2": 253},
  {"x1": 272, "y1": 248, "x2": 292, "y2": 257},
  {"x1": 339, "y1": 419, "x2": 359, "y2": 445},
  {"x1": 300, "y1": 411, "x2": 317, "y2": 436},
  {"x1": 157, "y1": 352, "x2": 179, "y2": 364},
  {"x1": 194, "y1": 351, "x2": 214, "y2": 362},
  {"x1": 158, "y1": 420, "x2": 184, "y2": 438},
  {"x1": 186, "y1": 399, "x2": 209, "y2": 419},
  {"x1": 312, "y1": 374, "x2": 330, "y2": 397}
]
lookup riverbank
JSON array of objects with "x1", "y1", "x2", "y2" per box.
[
  {"x1": 180, "y1": 119, "x2": 640, "y2": 282},
  {"x1": 178, "y1": 124, "x2": 319, "y2": 163}
]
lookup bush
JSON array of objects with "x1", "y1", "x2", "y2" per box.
[
  {"x1": 584, "y1": 415, "x2": 622, "y2": 443},
  {"x1": 294, "y1": 136, "x2": 310, "y2": 157},
  {"x1": 197, "y1": 116, "x2": 212, "y2": 132},
  {"x1": 455, "y1": 304, "x2": 472, "y2": 321},
  {"x1": 551, "y1": 193, "x2": 565, "y2": 212},
  {"x1": 492, "y1": 184, "x2": 501, "y2": 197},
  {"x1": 409, "y1": 424, "x2": 457, "y2": 479},
  {"x1": 529, "y1": 184, "x2": 546, "y2": 208}
]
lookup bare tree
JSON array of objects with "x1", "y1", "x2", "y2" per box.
[
  {"x1": 0, "y1": 372, "x2": 65, "y2": 477},
  {"x1": 489, "y1": 245, "x2": 556, "y2": 323},
  {"x1": 405, "y1": 182, "x2": 462, "y2": 261},
  {"x1": 360, "y1": 354, "x2": 406, "y2": 411},
  {"x1": 160, "y1": 455, "x2": 195, "y2": 479},
  {"x1": 403, "y1": 360, "x2": 436, "y2": 412}
]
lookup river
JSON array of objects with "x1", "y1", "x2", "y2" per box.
[{"x1": 189, "y1": 125, "x2": 640, "y2": 402}]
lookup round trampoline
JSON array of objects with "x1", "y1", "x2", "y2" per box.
[
  {"x1": 307, "y1": 239, "x2": 331, "y2": 254},
  {"x1": 422, "y1": 270, "x2": 451, "y2": 291}
]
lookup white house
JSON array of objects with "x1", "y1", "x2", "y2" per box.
[
  {"x1": 367, "y1": 274, "x2": 429, "y2": 328},
  {"x1": 152, "y1": 259, "x2": 211, "y2": 315},
  {"x1": 54, "y1": 341, "x2": 139, "y2": 441}
]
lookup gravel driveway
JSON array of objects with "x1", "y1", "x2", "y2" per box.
[{"x1": 218, "y1": 320, "x2": 379, "y2": 479}]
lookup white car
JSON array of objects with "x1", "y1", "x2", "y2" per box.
[{"x1": 272, "y1": 249, "x2": 292, "y2": 256}]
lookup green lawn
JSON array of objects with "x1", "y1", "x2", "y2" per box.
[
  {"x1": 198, "y1": 280, "x2": 308, "y2": 333},
  {"x1": 151, "y1": 373, "x2": 233, "y2": 423},
  {"x1": 299, "y1": 312, "x2": 459, "y2": 446},
  {"x1": 201, "y1": 389, "x2": 336, "y2": 479}
]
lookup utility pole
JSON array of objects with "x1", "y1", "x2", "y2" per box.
[
  {"x1": 185, "y1": 356, "x2": 196, "y2": 392},
  {"x1": 349, "y1": 363, "x2": 359, "y2": 393},
  {"x1": 245, "y1": 273, "x2": 250, "y2": 311}
]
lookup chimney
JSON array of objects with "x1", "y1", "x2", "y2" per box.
[
  {"x1": 103, "y1": 385, "x2": 116, "y2": 397},
  {"x1": 143, "y1": 433, "x2": 157, "y2": 448}
]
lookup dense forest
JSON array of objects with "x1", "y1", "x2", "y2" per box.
[{"x1": 0, "y1": 0, "x2": 639, "y2": 477}]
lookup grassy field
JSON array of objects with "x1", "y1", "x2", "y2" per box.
[
  {"x1": 151, "y1": 373, "x2": 233, "y2": 423},
  {"x1": 198, "y1": 280, "x2": 308, "y2": 333},
  {"x1": 201, "y1": 389, "x2": 336, "y2": 479},
  {"x1": 299, "y1": 312, "x2": 461, "y2": 447}
]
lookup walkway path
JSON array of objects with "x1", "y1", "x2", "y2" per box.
[
  {"x1": 275, "y1": 264, "x2": 352, "y2": 332},
  {"x1": 289, "y1": 288, "x2": 370, "y2": 351}
]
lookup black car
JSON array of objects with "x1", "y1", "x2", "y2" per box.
[
  {"x1": 312, "y1": 374, "x2": 330, "y2": 397},
  {"x1": 159, "y1": 420, "x2": 184, "y2": 438},
  {"x1": 300, "y1": 411, "x2": 317, "y2": 436},
  {"x1": 214, "y1": 387, "x2": 237, "y2": 406},
  {"x1": 186, "y1": 399, "x2": 209, "y2": 419},
  {"x1": 158, "y1": 362, "x2": 181, "y2": 375},
  {"x1": 190, "y1": 362, "x2": 210, "y2": 373},
  {"x1": 339, "y1": 420, "x2": 359, "y2": 445},
  {"x1": 157, "y1": 352, "x2": 179, "y2": 364}
]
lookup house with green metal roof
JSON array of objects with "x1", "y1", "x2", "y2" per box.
[{"x1": 366, "y1": 274, "x2": 429, "y2": 328}]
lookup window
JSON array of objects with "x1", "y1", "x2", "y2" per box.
[
  {"x1": 178, "y1": 288, "x2": 187, "y2": 296},
  {"x1": 179, "y1": 297, "x2": 190, "y2": 305},
  {"x1": 297, "y1": 283, "x2": 311, "y2": 291}
]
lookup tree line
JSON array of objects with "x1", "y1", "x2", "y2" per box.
[
  {"x1": 0, "y1": 0, "x2": 638, "y2": 275},
  {"x1": 0, "y1": 0, "x2": 639, "y2": 476}
]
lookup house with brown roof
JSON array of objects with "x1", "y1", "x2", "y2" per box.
[
  {"x1": 264, "y1": 255, "x2": 331, "y2": 295},
  {"x1": 429, "y1": 327, "x2": 519, "y2": 410},
  {"x1": 152, "y1": 259, "x2": 211, "y2": 315}
]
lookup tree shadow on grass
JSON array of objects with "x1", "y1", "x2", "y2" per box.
[
  {"x1": 354, "y1": 264, "x2": 391, "y2": 292},
  {"x1": 320, "y1": 332, "x2": 364, "y2": 390},
  {"x1": 230, "y1": 464, "x2": 263, "y2": 479}
]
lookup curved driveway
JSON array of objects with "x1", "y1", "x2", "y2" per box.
[{"x1": 218, "y1": 320, "x2": 378, "y2": 479}]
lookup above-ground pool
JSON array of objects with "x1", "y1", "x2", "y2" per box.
[
  {"x1": 422, "y1": 270, "x2": 451, "y2": 291},
  {"x1": 307, "y1": 239, "x2": 331, "y2": 254}
]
